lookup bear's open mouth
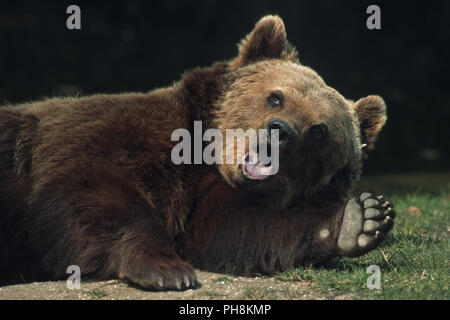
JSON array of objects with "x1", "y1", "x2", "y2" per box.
[{"x1": 241, "y1": 149, "x2": 274, "y2": 180}]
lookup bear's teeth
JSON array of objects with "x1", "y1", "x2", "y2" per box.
[{"x1": 247, "y1": 149, "x2": 259, "y2": 166}]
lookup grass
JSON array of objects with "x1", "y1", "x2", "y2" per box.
[
  {"x1": 89, "y1": 288, "x2": 107, "y2": 299},
  {"x1": 242, "y1": 287, "x2": 278, "y2": 300},
  {"x1": 275, "y1": 176, "x2": 450, "y2": 300},
  {"x1": 198, "y1": 290, "x2": 227, "y2": 299}
]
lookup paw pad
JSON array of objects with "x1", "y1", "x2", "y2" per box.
[{"x1": 338, "y1": 192, "x2": 395, "y2": 256}]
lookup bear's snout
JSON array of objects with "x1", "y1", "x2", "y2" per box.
[
  {"x1": 267, "y1": 119, "x2": 329, "y2": 152},
  {"x1": 267, "y1": 118, "x2": 295, "y2": 148}
]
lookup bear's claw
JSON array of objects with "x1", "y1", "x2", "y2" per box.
[
  {"x1": 119, "y1": 260, "x2": 199, "y2": 291},
  {"x1": 337, "y1": 192, "x2": 395, "y2": 256}
]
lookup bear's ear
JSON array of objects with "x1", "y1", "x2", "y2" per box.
[
  {"x1": 353, "y1": 95, "x2": 387, "y2": 151},
  {"x1": 231, "y1": 15, "x2": 298, "y2": 68}
]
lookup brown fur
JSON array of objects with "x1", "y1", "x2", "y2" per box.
[{"x1": 0, "y1": 16, "x2": 387, "y2": 288}]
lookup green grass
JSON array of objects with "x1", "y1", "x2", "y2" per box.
[
  {"x1": 89, "y1": 288, "x2": 107, "y2": 299},
  {"x1": 198, "y1": 290, "x2": 227, "y2": 299},
  {"x1": 276, "y1": 179, "x2": 450, "y2": 300},
  {"x1": 242, "y1": 287, "x2": 278, "y2": 300}
]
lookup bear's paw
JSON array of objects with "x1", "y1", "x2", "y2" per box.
[
  {"x1": 337, "y1": 193, "x2": 395, "y2": 256},
  {"x1": 119, "y1": 259, "x2": 199, "y2": 291}
]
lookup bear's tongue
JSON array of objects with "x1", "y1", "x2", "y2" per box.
[{"x1": 241, "y1": 149, "x2": 273, "y2": 180}]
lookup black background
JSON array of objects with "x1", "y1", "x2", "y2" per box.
[{"x1": 1, "y1": 0, "x2": 449, "y2": 174}]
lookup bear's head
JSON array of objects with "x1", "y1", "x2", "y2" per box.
[{"x1": 208, "y1": 16, "x2": 387, "y2": 208}]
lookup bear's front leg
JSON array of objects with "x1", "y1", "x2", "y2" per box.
[
  {"x1": 109, "y1": 218, "x2": 198, "y2": 290},
  {"x1": 336, "y1": 192, "x2": 395, "y2": 257}
]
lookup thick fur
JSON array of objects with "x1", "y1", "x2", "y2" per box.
[{"x1": 0, "y1": 16, "x2": 389, "y2": 289}]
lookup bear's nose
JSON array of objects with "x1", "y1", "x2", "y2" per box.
[{"x1": 267, "y1": 119, "x2": 295, "y2": 147}]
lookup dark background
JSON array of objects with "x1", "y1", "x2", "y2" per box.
[{"x1": 0, "y1": 0, "x2": 449, "y2": 175}]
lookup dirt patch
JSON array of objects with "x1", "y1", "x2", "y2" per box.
[{"x1": 0, "y1": 270, "x2": 352, "y2": 300}]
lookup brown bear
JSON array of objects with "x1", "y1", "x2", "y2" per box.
[{"x1": 0, "y1": 15, "x2": 394, "y2": 290}]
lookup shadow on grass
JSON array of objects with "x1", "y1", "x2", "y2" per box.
[{"x1": 312, "y1": 237, "x2": 409, "y2": 272}]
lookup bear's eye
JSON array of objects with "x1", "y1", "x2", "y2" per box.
[{"x1": 267, "y1": 91, "x2": 283, "y2": 108}]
